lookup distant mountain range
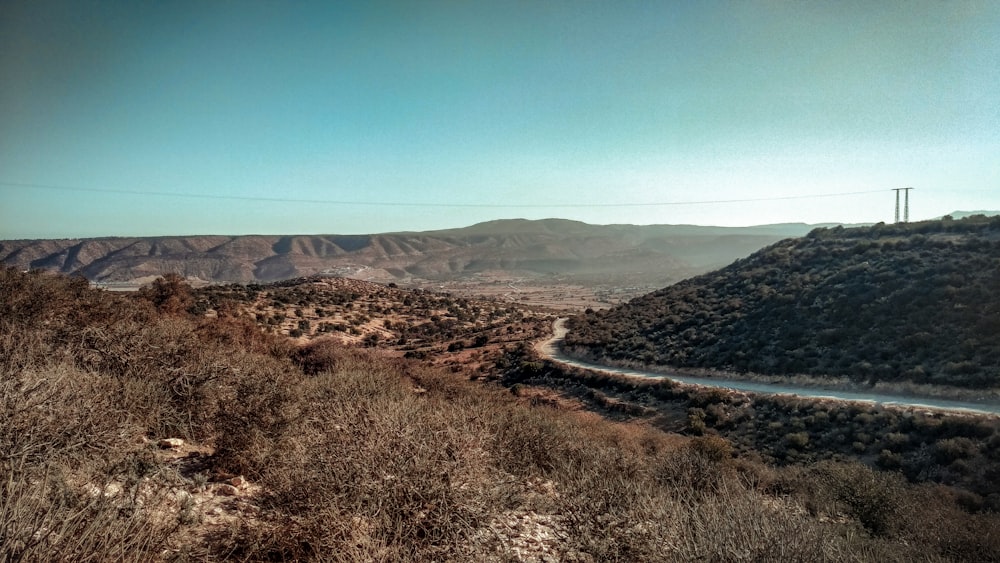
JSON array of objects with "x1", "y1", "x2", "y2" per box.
[{"x1": 1, "y1": 218, "x2": 835, "y2": 287}]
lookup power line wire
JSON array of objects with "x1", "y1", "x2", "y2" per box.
[{"x1": 0, "y1": 180, "x2": 889, "y2": 209}]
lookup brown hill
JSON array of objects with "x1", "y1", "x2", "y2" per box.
[{"x1": 0, "y1": 219, "x2": 824, "y2": 287}]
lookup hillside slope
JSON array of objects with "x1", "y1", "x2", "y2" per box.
[
  {"x1": 0, "y1": 219, "x2": 821, "y2": 286},
  {"x1": 564, "y1": 215, "x2": 1000, "y2": 389},
  {"x1": 6, "y1": 267, "x2": 1000, "y2": 560}
]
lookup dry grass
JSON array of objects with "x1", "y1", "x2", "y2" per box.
[{"x1": 3, "y1": 267, "x2": 999, "y2": 561}]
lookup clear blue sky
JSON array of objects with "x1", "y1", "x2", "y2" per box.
[{"x1": 1, "y1": 0, "x2": 997, "y2": 238}]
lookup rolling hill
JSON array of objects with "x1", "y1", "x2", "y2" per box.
[
  {"x1": 564, "y1": 215, "x2": 1000, "y2": 389},
  {"x1": 0, "y1": 218, "x2": 826, "y2": 287}
]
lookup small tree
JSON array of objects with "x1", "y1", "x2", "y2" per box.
[
  {"x1": 362, "y1": 332, "x2": 381, "y2": 347},
  {"x1": 138, "y1": 273, "x2": 193, "y2": 316}
]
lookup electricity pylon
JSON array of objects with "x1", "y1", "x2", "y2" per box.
[{"x1": 893, "y1": 187, "x2": 913, "y2": 223}]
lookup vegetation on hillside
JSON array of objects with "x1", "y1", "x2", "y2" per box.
[
  {"x1": 565, "y1": 215, "x2": 1000, "y2": 389},
  {"x1": 500, "y1": 347, "x2": 1000, "y2": 510},
  {"x1": 3, "y1": 267, "x2": 1000, "y2": 561},
  {"x1": 191, "y1": 276, "x2": 551, "y2": 374}
]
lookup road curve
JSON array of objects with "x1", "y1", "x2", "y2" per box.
[{"x1": 536, "y1": 318, "x2": 1000, "y2": 416}]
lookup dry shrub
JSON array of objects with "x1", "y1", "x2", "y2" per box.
[
  {"x1": 554, "y1": 444, "x2": 673, "y2": 560},
  {"x1": 894, "y1": 485, "x2": 1000, "y2": 561},
  {"x1": 655, "y1": 435, "x2": 737, "y2": 495},
  {"x1": 0, "y1": 268, "x2": 90, "y2": 327},
  {"x1": 0, "y1": 460, "x2": 174, "y2": 562},
  {"x1": 0, "y1": 270, "x2": 245, "y2": 559},
  {"x1": 776, "y1": 461, "x2": 908, "y2": 537},
  {"x1": 291, "y1": 337, "x2": 350, "y2": 376},
  {"x1": 211, "y1": 353, "x2": 505, "y2": 561},
  {"x1": 489, "y1": 406, "x2": 580, "y2": 476},
  {"x1": 732, "y1": 455, "x2": 781, "y2": 492},
  {"x1": 0, "y1": 268, "x2": 152, "y2": 372},
  {"x1": 30, "y1": 297, "x2": 307, "y2": 442},
  {"x1": 68, "y1": 316, "x2": 231, "y2": 439},
  {"x1": 0, "y1": 357, "x2": 177, "y2": 561},
  {"x1": 75, "y1": 317, "x2": 197, "y2": 380},
  {"x1": 667, "y1": 485, "x2": 918, "y2": 563},
  {"x1": 812, "y1": 461, "x2": 906, "y2": 538},
  {"x1": 0, "y1": 363, "x2": 144, "y2": 467},
  {"x1": 197, "y1": 315, "x2": 294, "y2": 359},
  {"x1": 0, "y1": 321, "x2": 54, "y2": 374},
  {"x1": 513, "y1": 415, "x2": 830, "y2": 561},
  {"x1": 211, "y1": 355, "x2": 304, "y2": 478},
  {"x1": 136, "y1": 272, "x2": 194, "y2": 315}
]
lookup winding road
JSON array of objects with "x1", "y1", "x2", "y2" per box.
[{"x1": 536, "y1": 318, "x2": 1000, "y2": 416}]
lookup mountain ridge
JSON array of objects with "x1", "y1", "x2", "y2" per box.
[{"x1": 0, "y1": 218, "x2": 839, "y2": 286}]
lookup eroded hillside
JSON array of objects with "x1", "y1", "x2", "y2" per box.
[{"x1": 0, "y1": 219, "x2": 822, "y2": 300}]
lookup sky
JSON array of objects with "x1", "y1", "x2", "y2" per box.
[{"x1": 1, "y1": 0, "x2": 997, "y2": 239}]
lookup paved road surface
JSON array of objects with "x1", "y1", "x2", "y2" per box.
[{"x1": 536, "y1": 318, "x2": 1000, "y2": 416}]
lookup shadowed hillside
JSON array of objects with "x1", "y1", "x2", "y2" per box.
[{"x1": 565, "y1": 215, "x2": 1000, "y2": 389}]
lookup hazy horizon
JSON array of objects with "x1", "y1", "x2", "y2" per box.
[
  {"x1": 2, "y1": 1, "x2": 997, "y2": 239},
  {"x1": 5, "y1": 211, "x2": 1000, "y2": 242}
]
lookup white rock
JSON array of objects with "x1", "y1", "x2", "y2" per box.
[
  {"x1": 158, "y1": 438, "x2": 184, "y2": 449},
  {"x1": 103, "y1": 482, "x2": 123, "y2": 497}
]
